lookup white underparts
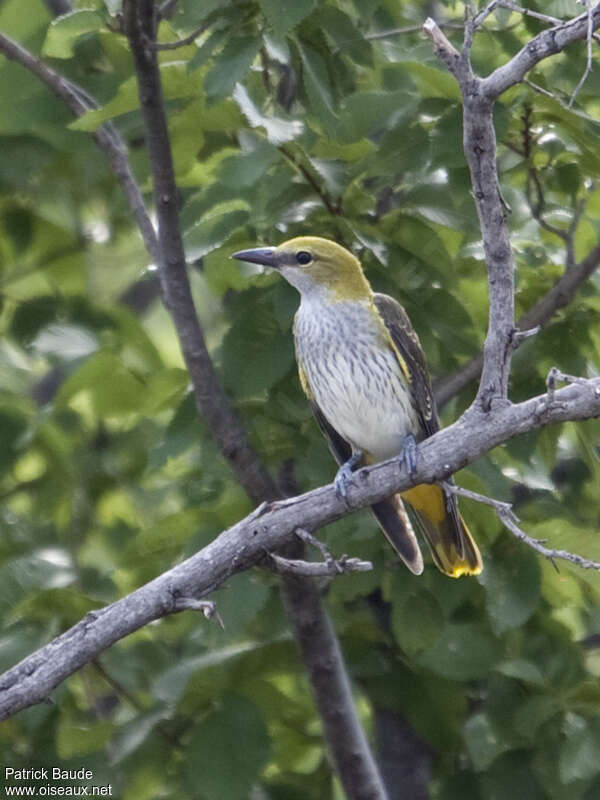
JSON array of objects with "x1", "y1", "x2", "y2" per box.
[{"x1": 294, "y1": 295, "x2": 419, "y2": 461}]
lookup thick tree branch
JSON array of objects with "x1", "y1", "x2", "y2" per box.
[
  {"x1": 122, "y1": 0, "x2": 277, "y2": 503},
  {"x1": 0, "y1": 15, "x2": 388, "y2": 798},
  {"x1": 121, "y1": 4, "x2": 387, "y2": 798},
  {"x1": 426, "y1": 8, "x2": 600, "y2": 410},
  {"x1": 425, "y1": 18, "x2": 515, "y2": 411},
  {"x1": 1, "y1": 375, "x2": 599, "y2": 721}
]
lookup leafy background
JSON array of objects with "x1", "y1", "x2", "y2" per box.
[{"x1": 1, "y1": 0, "x2": 600, "y2": 798}]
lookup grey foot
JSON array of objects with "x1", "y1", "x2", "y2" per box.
[
  {"x1": 334, "y1": 450, "x2": 363, "y2": 504},
  {"x1": 400, "y1": 433, "x2": 418, "y2": 476}
]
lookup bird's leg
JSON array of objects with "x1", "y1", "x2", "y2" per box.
[
  {"x1": 400, "y1": 433, "x2": 418, "y2": 476},
  {"x1": 334, "y1": 448, "x2": 363, "y2": 505}
]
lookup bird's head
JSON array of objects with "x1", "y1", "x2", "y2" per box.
[{"x1": 232, "y1": 236, "x2": 371, "y2": 301}]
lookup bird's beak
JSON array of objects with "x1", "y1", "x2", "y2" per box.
[{"x1": 232, "y1": 247, "x2": 278, "y2": 268}]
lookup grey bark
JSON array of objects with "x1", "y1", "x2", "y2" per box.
[{"x1": 1, "y1": 373, "x2": 599, "y2": 721}]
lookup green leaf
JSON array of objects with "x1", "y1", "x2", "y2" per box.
[
  {"x1": 221, "y1": 298, "x2": 295, "y2": 397},
  {"x1": 233, "y1": 83, "x2": 304, "y2": 144},
  {"x1": 482, "y1": 752, "x2": 546, "y2": 800},
  {"x1": 218, "y1": 141, "x2": 278, "y2": 188},
  {"x1": 0, "y1": 550, "x2": 75, "y2": 614},
  {"x1": 42, "y1": 10, "x2": 104, "y2": 59},
  {"x1": 139, "y1": 367, "x2": 188, "y2": 415},
  {"x1": 402, "y1": 62, "x2": 461, "y2": 101},
  {"x1": 205, "y1": 36, "x2": 262, "y2": 100},
  {"x1": 56, "y1": 350, "x2": 146, "y2": 415},
  {"x1": 71, "y1": 64, "x2": 197, "y2": 132},
  {"x1": 559, "y1": 716, "x2": 600, "y2": 783},
  {"x1": 183, "y1": 202, "x2": 249, "y2": 260},
  {"x1": 495, "y1": 658, "x2": 544, "y2": 685},
  {"x1": 185, "y1": 694, "x2": 270, "y2": 800},
  {"x1": 297, "y1": 42, "x2": 339, "y2": 138},
  {"x1": 391, "y1": 590, "x2": 444, "y2": 656},
  {"x1": 57, "y1": 720, "x2": 114, "y2": 758},
  {"x1": 417, "y1": 623, "x2": 502, "y2": 680},
  {"x1": 464, "y1": 712, "x2": 511, "y2": 771},
  {"x1": 513, "y1": 696, "x2": 557, "y2": 740},
  {"x1": 258, "y1": 0, "x2": 315, "y2": 37},
  {"x1": 479, "y1": 549, "x2": 541, "y2": 634}
]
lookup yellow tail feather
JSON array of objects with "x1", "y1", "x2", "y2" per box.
[{"x1": 401, "y1": 483, "x2": 482, "y2": 578}]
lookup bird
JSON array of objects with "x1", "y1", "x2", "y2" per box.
[{"x1": 233, "y1": 236, "x2": 482, "y2": 577}]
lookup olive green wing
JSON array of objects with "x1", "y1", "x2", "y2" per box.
[
  {"x1": 373, "y1": 292, "x2": 479, "y2": 568},
  {"x1": 373, "y1": 292, "x2": 439, "y2": 438}
]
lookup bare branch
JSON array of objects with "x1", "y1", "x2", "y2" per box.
[
  {"x1": 501, "y1": 511, "x2": 600, "y2": 570},
  {"x1": 172, "y1": 598, "x2": 225, "y2": 628},
  {"x1": 523, "y1": 78, "x2": 556, "y2": 98},
  {"x1": 473, "y1": 1, "x2": 502, "y2": 30},
  {"x1": 444, "y1": 482, "x2": 600, "y2": 571},
  {"x1": 266, "y1": 552, "x2": 373, "y2": 577},
  {"x1": 122, "y1": 0, "x2": 278, "y2": 503},
  {"x1": 426, "y1": 17, "x2": 516, "y2": 411},
  {"x1": 498, "y1": 1, "x2": 563, "y2": 26},
  {"x1": 2, "y1": 375, "x2": 600, "y2": 721},
  {"x1": 365, "y1": 22, "x2": 463, "y2": 41},
  {"x1": 569, "y1": 0, "x2": 595, "y2": 106},
  {"x1": 423, "y1": 18, "x2": 461, "y2": 76},
  {"x1": 483, "y1": 4, "x2": 600, "y2": 98},
  {"x1": 122, "y1": 4, "x2": 386, "y2": 797}
]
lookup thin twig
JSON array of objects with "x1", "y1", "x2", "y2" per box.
[
  {"x1": 523, "y1": 78, "x2": 556, "y2": 98},
  {"x1": 498, "y1": 1, "x2": 563, "y2": 26},
  {"x1": 473, "y1": 1, "x2": 501, "y2": 30},
  {"x1": 2, "y1": 375, "x2": 600, "y2": 721},
  {"x1": 483, "y1": 3, "x2": 600, "y2": 99},
  {"x1": 569, "y1": 0, "x2": 595, "y2": 106},
  {"x1": 279, "y1": 145, "x2": 342, "y2": 216},
  {"x1": 266, "y1": 552, "x2": 372, "y2": 577},
  {"x1": 500, "y1": 510, "x2": 600, "y2": 570},
  {"x1": 510, "y1": 325, "x2": 540, "y2": 348},
  {"x1": 442, "y1": 482, "x2": 600, "y2": 571},
  {"x1": 364, "y1": 22, "x2": 463, "y2": 41},
  {"x1": 295, "y1": 527, "x2": 336, "y2": 562},
  {"x1": 172, "y1": 597, "x2": 225, "y2": 628},
  {"x1": 152, "y1": 23, "x2": 207, "y2": 50}
]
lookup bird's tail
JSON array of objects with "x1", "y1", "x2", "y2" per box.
[
  {"x1": 401, "y1": 483, "x2": 482, "y2": 578},
  {"x1": 371, "y1": 495, "x2": 424, "y2": 575}
]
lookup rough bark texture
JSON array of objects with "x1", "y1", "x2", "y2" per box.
[
  {"x1": 121, "y1": 4, "x2": 390, "y2": 797},
  {"x1": 2, "y1": 374, "x2": 599, "y2": 721}
]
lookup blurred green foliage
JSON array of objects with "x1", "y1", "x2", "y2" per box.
[{"x1": 1, "y1": 0, "x2": 600, "y2": 797}]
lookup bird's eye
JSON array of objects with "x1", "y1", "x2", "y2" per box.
[{"x1": 295, "y1": 251, "x2": 312, "y2": 265}]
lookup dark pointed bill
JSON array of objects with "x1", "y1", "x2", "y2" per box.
[{"x1": 232, "y1": 247, "x2": 277, "y2": 268}]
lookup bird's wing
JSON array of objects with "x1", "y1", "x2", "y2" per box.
[
  {"x1": 373, "y1": 292, "x2": 439, "y2": 439},
  {"x1": 373, "y1": 292, "x2": 481, "y2": 571}
]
